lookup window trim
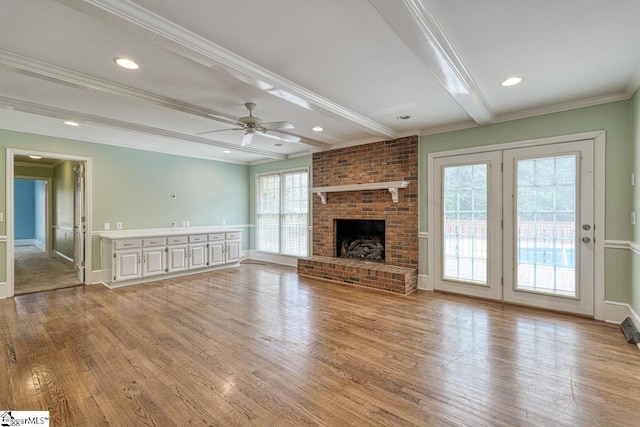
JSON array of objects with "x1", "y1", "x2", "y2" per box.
[{"x1": 256, "y1": 167, "x2": 310, "y2": 257}]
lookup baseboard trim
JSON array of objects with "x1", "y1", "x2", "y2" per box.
[
  {"x1": 15, "y1": 238, "x2": 44, "y2": 247},
  {"x1": 604, "y1": 300, "x2": 640, "y2": 350},
  {"x1": 54, "y1": 250, "x2": 74, "y2": 266},
  {"x1": 248, "y1": 250, "x2": 298, "y2": 267},
  {"x1": 418, "y1": 274, "x2": 432, "y2": 291},
  {"x1": 89, "y1": 270, "x2": 102, "y2": 285}
]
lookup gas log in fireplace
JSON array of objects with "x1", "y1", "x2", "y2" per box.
[{"x1": 335, "y1": 219, "x2": 385, "y2": 262}]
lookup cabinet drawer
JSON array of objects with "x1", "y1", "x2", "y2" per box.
[
  {"x1": 114, "y1": 239, "x2": 141, "y2": 250},
  {"x1": 143, "y1": 237, "x2": 166, "y2": 247},
  {"x1": 208, "y1": 233, "x2": 225, "y2": 242},
  {"x1": 189, "y1": 234, "x2": 208, "y2": 243},
  {"x1": 167, "y1": 236, "x2": 188, "y2": 245},
  {"x1": 226, "y1": 232, "x2": 241, "y2": 240}
]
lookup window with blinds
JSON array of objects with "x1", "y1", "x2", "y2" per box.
[{"x1": 256, "y1": 169, "x2": 308, "y2": 256}]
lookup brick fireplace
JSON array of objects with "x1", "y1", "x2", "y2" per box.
[{"x1": 297, "y1": 136, "x2": 418, "y2": 295}]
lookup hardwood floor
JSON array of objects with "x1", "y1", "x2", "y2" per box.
[{"x1": 1, "y1": 262, "x2": 638, "y2": 426}]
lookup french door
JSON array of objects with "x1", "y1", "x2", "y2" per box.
[{"x1": 433, "y1": 140, "x2": 595, "y2": 316}]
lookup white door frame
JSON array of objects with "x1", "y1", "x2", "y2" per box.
[
  {"x1": 427, "y1": 131, "x2": 605, "y2": 320},
  {"x1": 4, "y1": 148, "x2": 93, "y2": 298}
]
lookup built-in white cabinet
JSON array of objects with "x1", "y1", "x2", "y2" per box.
[
  {"x1": 142, "y1": 237, "x2": 166, "y2": 277},
  {"x1": 188, "y1": 235, "x2": 208, "y2": 269},
  {"x1": 208, "y1": 232, "x2": 241, "y2": 265},
  {"x1": 225, "y1": 232, "x2": 242, "y2": 264},
  {"x1": 113, "y1": 239, "x2": 142, "y2": 282},
  {"x1": 167, "y1": 236, "x2": 188, "y2": 273},
  {"x1": 101, "y1": 228, "x2": 242, "y2": 288}
]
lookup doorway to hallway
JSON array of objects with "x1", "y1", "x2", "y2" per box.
[{"x1": 5, "y1": 149, "x2": 92, "y2": 298}]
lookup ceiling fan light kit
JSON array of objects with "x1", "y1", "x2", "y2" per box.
[{"x1": 199, "y1": 102, "x2": 299, "y2": 146}]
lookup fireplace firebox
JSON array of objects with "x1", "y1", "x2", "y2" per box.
[{"x1": 335, "y1": 219, "x2": 385, "y2": 261}]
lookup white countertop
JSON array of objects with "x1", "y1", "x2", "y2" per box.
[{"x1": 96, "y1": 226, "x2": 243, "y2": 240}]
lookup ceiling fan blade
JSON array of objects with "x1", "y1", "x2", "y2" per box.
[
  {"x1": 196, "y1": 127, "x2": 244, "y2": 135},
  {"x1": 261, "y1": 121, "x2": 294, "y2": 130},
  {"x1": 241, "y1": 132, "x2": 254, "y2": 146},
  {"x1": 259, "y1": 130, "x2": 301, "y2": 143}
]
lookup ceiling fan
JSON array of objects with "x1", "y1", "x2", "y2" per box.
[{"x1": 197, "y1": 102, "x2": 301, "y2": 146}]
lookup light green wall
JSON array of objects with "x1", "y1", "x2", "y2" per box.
[
  {"x1": 631, "y1": 90, "x2": 640, "y2": 313},
  {"x1": 0, "y1": 130, "x2": 250, "y2": 280},
  {"x1": 419, "y1": 100, "x2": 634, "y2": 303},
  {"x1": 248, "y1": 155, "x2": 312, "y2": 250}
]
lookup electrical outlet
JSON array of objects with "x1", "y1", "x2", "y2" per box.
[
  {"x1": 104, "y1": 222, "x2": 110, "y2": 230},
  {"x1": 116, "y1": 222, "x2": 123, "y2": 230},
  {"x1": 181, "y1": 220, "x2": 186, "y2": 227},
  {"x1": 186, "y1": 220, "x2": 190, "y2": 227},
  {"x1": 631, "y1": 212, "x2": 636, "y2": 225}
]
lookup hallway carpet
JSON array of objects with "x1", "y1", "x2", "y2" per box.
[{"x1": 14, "y1": 245, "x2": 82, "y2": 295}]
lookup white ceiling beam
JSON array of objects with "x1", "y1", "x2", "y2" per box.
[
  {"x1": 0, "y1": 50, "x2": 333, "y2": 151},
  {"x1": 369, "y1": 0, "x2": 495, "y2": 125},
  {"x1": 54, "y1": 0, "x2": 400, "y2": 140},
  {"x1": 0, "y1": 96, "x2": 288, "y2": 159}
]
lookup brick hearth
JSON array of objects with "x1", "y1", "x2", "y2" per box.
[
  {"x1": 297, "y1": 136, "x2": 418, "y2": 295},
  {"x1": 298, "y1": 256, "x2": 417, "y2": 295}
]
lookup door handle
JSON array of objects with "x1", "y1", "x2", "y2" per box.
[{"x1": 582, "y1": 236, "x2": 591, "y2": 243}]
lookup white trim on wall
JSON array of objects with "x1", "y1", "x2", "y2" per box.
[
  {"x1": 418, "y1": 274, "x2": 432, "y2": 291},
  {"x1": 605, "y1": 239, "x2": 640, "y2": 256},
  {"x1": 248, "y1": 250, "x2": 298, "y2": 268}
]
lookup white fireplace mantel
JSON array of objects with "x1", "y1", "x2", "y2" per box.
[{"x1": 310, "y1": 180, "x2": 410, "y2": 204}]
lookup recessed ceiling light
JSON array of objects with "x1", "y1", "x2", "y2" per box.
[
  {"x1": 501, "y1": 77, "x2": 523, "y2": 87},
  {"x1": 223, "y1": 150, "x2": 232, "y2": 154},
  {"x1": 63, "y1": 120, "x2": 79, "y2": 126},
  {"x1": 312, "y1": 126, "x2": 323, "y2": 132},
  {"x1": 114, "y1": 57, "x2": 139, "y2": 70},
  {"x1": 29, "y1": 155, "x2": 42, "y2": 159},
  {"x1": 396, "y1": 115, "x2": 411, "y2": 120}
]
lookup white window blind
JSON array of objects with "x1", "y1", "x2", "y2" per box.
[{"x1": 256, "y1": 170, "x2": 308, "y2": 256}]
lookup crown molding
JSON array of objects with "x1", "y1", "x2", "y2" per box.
[
  {"x1": 493, "y1": 92, "x2": 632, "y2": 124},
  {"x1": 55, "y1": 0, "x2": 398, "y2": 140},
  {"x1": 0, "y1": 96, "x2": 288, "y2": 160},
  {"x1": 0, "y1": 50, "x2": 333, "y2": 153},
  {"x1": 626, "y1": 63, "x2": 640, "y2": 97},
  {"x1": 418, "y1": 92, "x2": 633, "y2": 138}
]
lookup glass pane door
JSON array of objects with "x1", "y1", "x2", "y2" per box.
[
  {"x1": 443, "y1": 163, "x2": 488, "y2": 284},
  {"x1": 503, "y1": 140, "x2": 594, "y2": 316},
  {"x1": 515, "y1": 155, "x2": 576, "y2": 296},
  {"x1": 433, "y1": 152, "x2": 502, "y2": 300}
]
